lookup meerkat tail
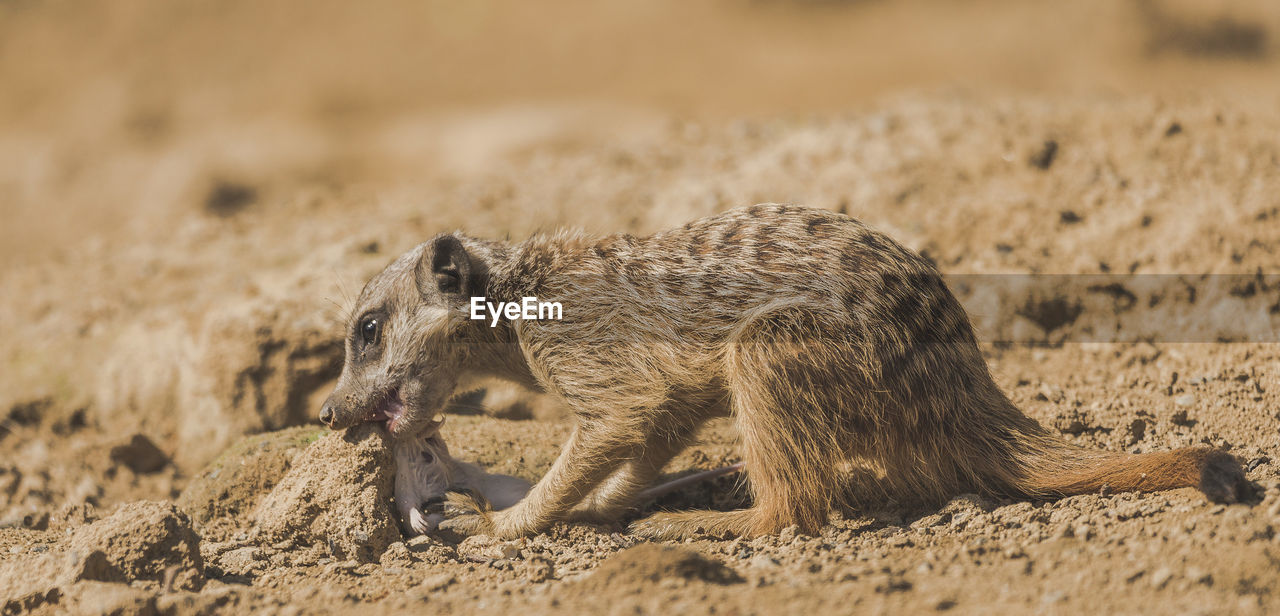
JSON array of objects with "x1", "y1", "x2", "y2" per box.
[
  {"x1": 1009, "y1": 440, "x2": 1248, "y2": 504},
  {"x1": 635, "y1": 462, "x2": 747, "y2": 503}
]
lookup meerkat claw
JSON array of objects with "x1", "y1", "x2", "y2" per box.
[{"x1": 435, "y1": 489, "x2": 497, "y2": 538}]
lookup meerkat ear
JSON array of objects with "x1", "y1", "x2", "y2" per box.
[{"x1": 418, "y1": 235, "x2": 485, "y2": 299}]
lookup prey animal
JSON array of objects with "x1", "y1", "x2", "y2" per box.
[
  {"x1": 320, "y1": 205, "x2": 1249, "y2": 540},
  {"x1": 390, "y1": 414, "x2": 530, "y2": 536}
]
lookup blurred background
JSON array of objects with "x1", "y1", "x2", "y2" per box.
[
  {"x1": 2, "y1": 0, "x2": 1279, "y2": 523},
  {"x1": 3, "y1": 0, "x2": 1278, "y2": 262}
]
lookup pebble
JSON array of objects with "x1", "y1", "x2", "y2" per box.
[
  {"x1": 748, "y1": 554, "x2": 780, "y2": 570},
  {"x1": 1174, "y1": 394, "x2": 1195, "y2": 408},
  {"x1": 1073, "y1": 524, "x2": 1092, "y2": 541},
  {"x1": 108, "y1": 434, "x2": 170, "y2": 474},
  {"x1": 492, "y1": 542, "x2": 521, "y2": 560},
  {"x1": 219, "y1": 546, "x2": 264, "y2": 575},
  {"x1": 419, "y1": 572, "x2": 456, "y2": 592},
  {"x1": 1150, "y1": 567, "x2": 1173, "y2": 589},
  {"x1": 406, "y1": 535, "x2": 437, "y2": 549},
  {"x1": 321, "y1": 560, "x2": 359, "y2": 576},
  {"x1": 1186, "y1": 566, "x2": 1212, "y2": 585}
]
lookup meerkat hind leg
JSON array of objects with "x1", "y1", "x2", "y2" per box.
[{"x1": 630, "y1": 318, "x2": 851, "y2": 540}]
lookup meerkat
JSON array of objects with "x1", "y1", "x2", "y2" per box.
[{"x1": 320, "y1": 204, "x2": 1249, "y2": 540}]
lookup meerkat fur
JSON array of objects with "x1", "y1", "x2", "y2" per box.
[{"x1": 321, "y1": 204, "x2": 1249, "y2": 541}]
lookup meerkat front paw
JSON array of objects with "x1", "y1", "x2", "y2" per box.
[{"x1": 435, "y1": 489, "x2": 497, "y2": 539}]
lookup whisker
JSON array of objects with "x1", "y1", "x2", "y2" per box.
[{"x1": 332, "y1": 268, "x2": 358, "y2": 324}]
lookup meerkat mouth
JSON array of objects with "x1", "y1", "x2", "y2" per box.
[{"x1": 366, "y1": 388, "x2": 406, "y2": 432}]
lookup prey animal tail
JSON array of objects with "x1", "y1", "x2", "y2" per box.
[{"x1": 636, "y1": 462, "x2": 747, "y2": 503}]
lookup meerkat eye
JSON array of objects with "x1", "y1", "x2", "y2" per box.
[{"x1": 359, "y1": 316, "x2": 381, "y2": 346}]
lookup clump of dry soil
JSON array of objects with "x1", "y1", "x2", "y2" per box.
[{"x1": 250, "y1": 424, "x2": 399, "y2": 564}]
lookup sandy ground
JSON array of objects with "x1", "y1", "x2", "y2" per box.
[{"x1": 3, "y1": 0, "x2": 1280, "y2": 614}]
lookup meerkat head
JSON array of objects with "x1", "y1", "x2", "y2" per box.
[{"x1": 319, "y1": 233, "x2": 489, "y2": 438}]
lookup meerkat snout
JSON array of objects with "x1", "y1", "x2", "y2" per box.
[{"x1": 318, "y1": 234, "x2": 507, "y2": 438}]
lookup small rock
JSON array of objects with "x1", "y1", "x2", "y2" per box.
[
  {"x1": 155, "y1": 587, "x2": 240, "y2": 615},
  {"x1": 1186, "y1": 566, "x2": 1212, "y2": 585},
  {"x1": 380, "y1": 542, "x2": 414, "y2": 568},
  {"x1": 1150, "y1": 567, "x2": 1173, "y2": 589},
  {"x1": 109, "y1": 434, "x2": 170, "y2": 474},
  {"x1": 61, "y1": 550, "x2": 122, "y2": 584},
  {"x1": 1174, "y1": 394, "x2": 1196, "y2": 408},
  {"x1": 0, "y1": 550, "x2": 122, "y2": 613},
  {"x1": 489, "y1": 542, "x2": 522, "y2": 561},
  {"x1": 910, "y1": 513, "x2": 950, "y2": 530},
  {"x1": 1127, "y1": 419, "x2": 1147, "y2": 445},
  {"x1": 0, "y1": 466, "x2": 21, "y2": 503},
  {"x1": 873, "y1": 573, "x2": 913, "y2": 594},
  {"x1": 49, "y1": 503, "x2": 97, "y2": 531},
  {"x1": 778, "y1": 525, "x2": 799, "y2": 543},
  {"x1": 748, "y1": 554, "x2": 780, "y2": 570},
  {"x1": 322, "y1": 560, "x2": 359, "y2": 576},
  {"x1": 407, "y1": 534, "x2": 445, "y2": 551},
  {"x1": 523, "y1": 556, "x2": 555, "y2": 583},
  {"x1": 22, "y1": 511, "x2": 50, "y2": 531},
  {"x1": 419, "y1": 572, "x2": 456, "y2": 592},
  {"x1": 1073, "y1": 523, "x2": 1092, "y2": 541},
  {"x1": 580, "y1": 544, "x2": 743, "y2": 593},
  {"x1": 204, "y1": 180, "x2": 257, "y2": 217},
  {"x1": 63, "y1": 580, "x2": 158, "y2": 615},
  {"x1": 218, "y1": 547, "x2": 264, "y2": 576},
  {"x1": 1030, "y1": 140, "x2": 1059, "y2": 170},
  {"x1": 68, "y1": 501, "x2": 203, "y2": 590}
]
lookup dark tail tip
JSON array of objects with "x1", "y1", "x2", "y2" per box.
[{"x1": 1198, "y1": 450, "x2": 1250, "y2": 504}]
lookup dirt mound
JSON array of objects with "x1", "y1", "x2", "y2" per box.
[
  {"x1": 0, "y1": 550, "x2": 119, "y2": 614},
  {"x1": 580, "y1": 544, "x2": 744, "y2": 593},
  {"x1": 3, "y1": 500, "x2": 205, "y2": 611},
  {"x1": 176, "y1": 426, "x2": 324, "y2": 540},
  {"x1": 67, "y1": 500, "x2": 204, "y2": 591},
  {"x1": 251, "y1": 424, "x2": 399, "y2": 563},
  {"x1": 94, "y1": 295, "x2": 344, "y2": 470}
]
